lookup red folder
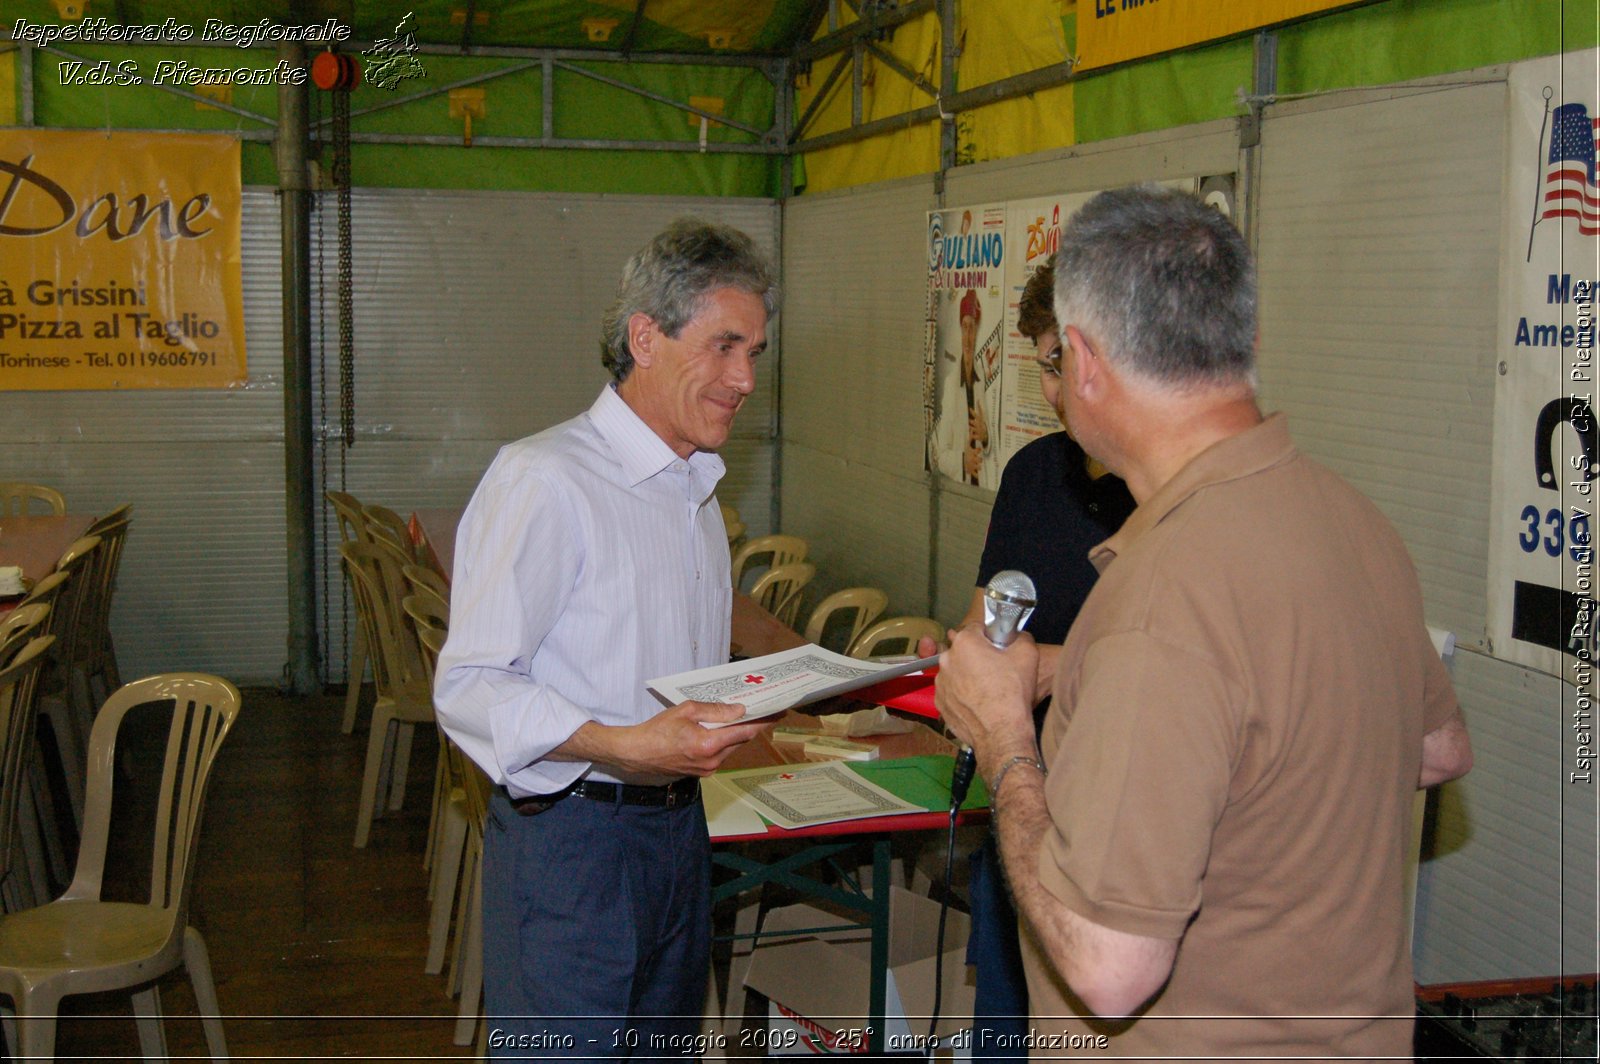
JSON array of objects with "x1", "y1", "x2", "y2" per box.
[{"x1": 852, "y1": 665, "x2": 939, "y2": 720}]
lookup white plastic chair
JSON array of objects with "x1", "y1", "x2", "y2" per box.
[
  {"x1": 0, "y1": 484, "x2": 65, "y2": 517},
  {"x1": 326, "y1": 490, "x2": 373, "y2": 735},
  {"x1": 343, "y1": 541, "x2": 436, "y2": 848},
  {"x1": 849, "y1": 616, "x2": 945, "y2": 659},
  {"x1": 719, "y1": 502, "x2": 746, "y2": 547},
  {"x1": 0, "y1": 673, "x2": 241, "y2": 1060},
  {"x1": 750, "y1": 562, "x2": 815, "y2": 629},
  {"x1": 0, "y1": 634, "x2": 52, "y2": 914},
  {"x1": 803, "y1": 587, "x2": 889, "y2": 653},
  {"x1": 730, "y1": 534, "x2": 807, "y2": 592}
]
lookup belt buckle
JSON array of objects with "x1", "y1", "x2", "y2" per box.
[{"x1": 663, "y1": 781, "x2": 695, "y2": 808}]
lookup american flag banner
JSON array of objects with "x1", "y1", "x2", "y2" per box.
[{"x1": 1539, "y1": 101, "x2": 1600, "y2": 234}]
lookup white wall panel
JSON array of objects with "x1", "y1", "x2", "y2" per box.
[
  {"x1": 1255, "y1": 72, "x2": 1594, "y2": 982},
  {"x1": 779, "y1": 175, "x2": 936, "y2": 616},
  {"x1": 780, "y1": 126, "x2": 1244, "y2": 628},
  {"x1": 781, "y1": 443, "x2": 932, "y2": 619},
  {"x1": 314, "y1": 190, "x2": 780, "y2": 682},
  {"x1": 934, "y1": 488, "x2": 994, "y2": 626},
  {"x1": 0, "y1": 188, "x2": 287, "y2": 684},
  {"x1": 1256, "y1": 78, "x2": 1503, "y2": 648},
  {"x1": 1413, "y1": 650, "x2": 1597, "y2": 982},
  {"x1": 0, "y1": 187, "x2": 776, "y2": 685}
]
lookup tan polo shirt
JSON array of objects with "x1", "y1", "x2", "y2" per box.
[{"x1": 1024, "y1": 414, "x2": 1459, "y2": 1061}]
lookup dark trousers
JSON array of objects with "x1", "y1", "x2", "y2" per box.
[
  {"x1": 967, "y1": 835, "x2": 1031, "y2": 1059},
  {"x1": 483, "y1": 788, "x2": 712, "y2": 1062}
]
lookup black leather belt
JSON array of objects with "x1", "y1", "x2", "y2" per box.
[{"x1": 506, "y1": 777, "x2": 699, "y2": 816}]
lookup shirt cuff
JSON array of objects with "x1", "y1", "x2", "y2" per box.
[{"x1": 491, "y1": 687, "x2": 596, "y2": 797}]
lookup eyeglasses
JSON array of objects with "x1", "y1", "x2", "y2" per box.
[{"x1": 1035, "y1": 344, "x2": 1063, "y2": 380}]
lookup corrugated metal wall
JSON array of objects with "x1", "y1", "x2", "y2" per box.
[
  {"x1": 780, "y1": 121, "x2": 1240, "y2": 629},
  {"x1": 1255, "y1": 72, "x2": 1596, "y2": 981},
  {"x1": 1, "y1": 188, "x2": 776, "y2": 687},
  {"x1": 781, "y1": 70, "x2": 1592, "y2": 983},
  {"x1": 311, "y1": 190, "x2": 780, "y2": 685},
  {"x1": 780, "y1": 175, "x2": 938, "y2": 620},
  {"x1": 0, "y1": 188, "x2": 289, "y2": 683},
  {"x1": 9, "y1": 63, "x2": 1586, "y2": 982}
]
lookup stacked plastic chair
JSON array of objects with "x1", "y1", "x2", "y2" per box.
[
  {"x1": 750, "y1": 561, "x2": 816, "y2": 628},
  {"x1": 730, "y1": 533, "x2": 808, "y2": 592},
  {"x1": 0, "y1": 628, "x2": 53, "y2": 913},
  {"x1": 35, "y1": 535, "x2": 103, "y2": 827},
  {"x1": 718, "y1": 502, "x2": 746, "y2": 547},
  {"x1": 10, "y1": 574, "x2": 72, "y2": 889},
  {"x1": 341, "y1": 540, "x2": 436, "y2": 848},
  {"x1": 0, "y1": 484, "x2": 65, "y2": 517},
  {"x1": 325, "y1": 491, "x2": 373, "y2": 735},
  {"x1": 402, "y1": 588, "x2": 487, "y2": 1053},
  {"x1": 77, "y1": 505, "x2": 132, "y2": 711},
  {"x1": 804, "y1": 587, "x2": 889, "y2": 653},
  {"x1": 849, "y1": 616, "x2": 946, "y2": 659}
]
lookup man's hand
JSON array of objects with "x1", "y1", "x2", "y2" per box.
[
  {"x1": 559, "y1": 701, "x2": 769, "y2": 778},
  {"x1": 969, "y1": 404, "x2": 989, "y2": 447},
  {"x1": 963, "y1": 441, "x2": 983, "y2": 479},
  {"x1": 934, "y1": 624, "x2": 1040, "y2": 784}
]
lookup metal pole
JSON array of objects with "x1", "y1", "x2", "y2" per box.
[
  {"x1": 276, "y1": 40, "x2": 320, "y2": 695},
  {"x1": 928, "y1": 0, "x2": 959, "y2": 619},
  {"x1": 19, "y1": 43, "x2": 33, "y2": 125},
  {"x1": 937, "y1": 0, "x2": 958, "y2": 179},
  {"x1": 1240, "y1": 31, "x2": 1278, "y2": 248}
]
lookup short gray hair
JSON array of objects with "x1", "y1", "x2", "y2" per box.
[
  {"x1": 1054, "y1": 185, "x2": 1256, "y2": 388},
  {"x1": 601, "y1": 218, "x2": 778, "y2": 383}
]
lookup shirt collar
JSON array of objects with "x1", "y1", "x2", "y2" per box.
[
  {"x1": 586, "y1": 384, "x2": 726, "y2": 494},
  {"x1": 1089, "y1": 412, "x2": 1295, "y2": 573}
]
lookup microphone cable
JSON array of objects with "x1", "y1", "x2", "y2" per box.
[
  {"x1": 927, "y1": 790, "x2": 963, "y2": 1041},
  {"x1": 925, "y1": 570, "x2": 1034, "y2": 1043}
]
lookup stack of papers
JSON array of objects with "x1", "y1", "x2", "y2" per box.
[
  {"x1": 703, "y1": 762, "x2": 920, "y2": 831},
  {"x1": 649, "y1": 645, "x2": 938, "y2": 728}
]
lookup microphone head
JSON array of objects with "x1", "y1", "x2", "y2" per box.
[{"x1": 983, "y1": 570, "x2": 1037, "y2": 649}]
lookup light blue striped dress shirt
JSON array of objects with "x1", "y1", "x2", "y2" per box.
[{"x1": 434, "y1": 384, "x2": 733, "y2": 797}]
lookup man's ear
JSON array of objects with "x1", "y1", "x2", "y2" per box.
[
  {"x1": 628, "y1": 312, "x2": 657, "y2": 369},
  {"x1": 1064, "y1": 325, "x2": 1100, "y2": 398}
]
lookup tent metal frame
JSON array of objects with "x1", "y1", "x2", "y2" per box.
[{"x1": 0, "y1": 0, "x2": 1329, "y2": 692}]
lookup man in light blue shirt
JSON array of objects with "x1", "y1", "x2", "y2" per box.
[{"x1": 436, "y1": 218, "x2": 777, "y2": 1058}]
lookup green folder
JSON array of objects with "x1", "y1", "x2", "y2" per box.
[{"x1": 847, "y1": 753, "x2": 989, "y2": 812}]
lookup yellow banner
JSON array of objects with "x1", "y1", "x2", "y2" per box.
[
  {"x1": 0, "y1": 130, "x2": 245, "y2": 390},
  {"x1": 1077, "y1": 0, "x2": 1352, "y2": 70}
]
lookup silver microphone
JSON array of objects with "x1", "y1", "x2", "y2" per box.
[
  {"x1": 951, "y1": 570, "x2": 1037, "y2": 810},
  {"x1": 982, "y1": 570, "x2": 1037, "y2": 650}
]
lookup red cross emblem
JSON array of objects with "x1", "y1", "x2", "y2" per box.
[
  {"x1": 778, "y1": 773, "x2": 796, "y2": 780},
  {"x1": 744, "y1": 674, "x2": 765, "y2": 684}
]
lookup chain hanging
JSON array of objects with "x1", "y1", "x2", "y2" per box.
[{"x1": 334, "y1": 83, "x2": 355, "y2": 449}]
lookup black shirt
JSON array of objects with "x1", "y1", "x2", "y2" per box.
[{"x1": 975, "y1": 432, "x2": 1136, "y2": 646}]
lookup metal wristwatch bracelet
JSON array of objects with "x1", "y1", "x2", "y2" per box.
[{"x1": 989, "y1": 753, "x2": 1047, "y2": 804}]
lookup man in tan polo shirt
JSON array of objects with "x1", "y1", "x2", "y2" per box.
[{"x1": 935, "y1": 185, "x2": 1473, "y2": 1060}]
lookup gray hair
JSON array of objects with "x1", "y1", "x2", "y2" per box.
[
  {"x1": 1054, "y1": 185, "x2": 1256, "y2": 388},
  {"x1": 601, "y1": 218, "x2": 778, "y2": 383}
]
